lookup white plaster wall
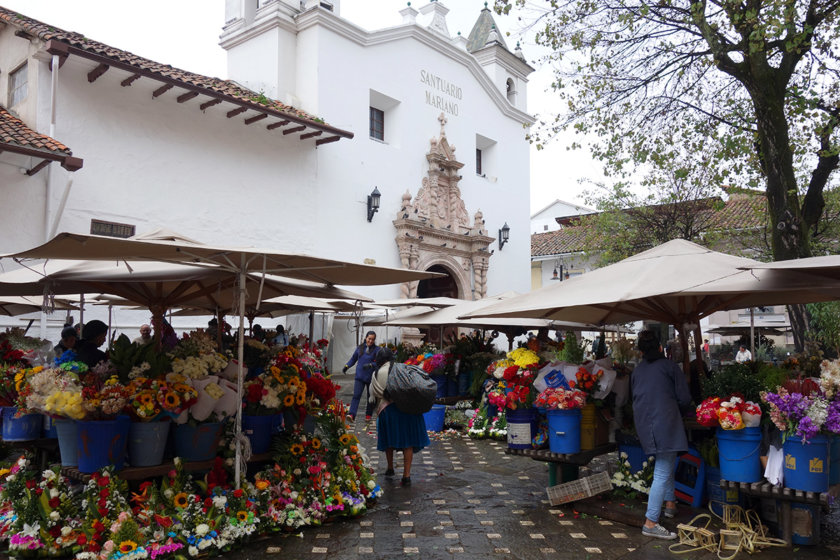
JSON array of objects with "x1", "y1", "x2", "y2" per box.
[{"x1": 225, "y1": 26, "x2": 299, "y2": 108}]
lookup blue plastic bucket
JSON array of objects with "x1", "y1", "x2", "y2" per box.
[
  {"x1": 705, "y1": 466, "x2": 741, "y2": 516},
  {"x1": 173, "y1": 422, "x2": 222, "y2": 462},
  {"x1": 1, "y1": 407, "x2": 43, "y2": 441},
  {"x1": 242, "y1": 414, "x2": 276, "y2": 454},
  {"x1": 716, "y1": 427, "x2": 762, "y2": 483},
  {"x1": 783, "y1": 434, "x2": 829, "y2": 493},
  {"x1": 829, "y1": 436, "x2": 840, "y2": 486},
  {"x1": 507, "y1": 408, "x2": 539, "y2": 449},
  {"x1": 618, "y1": 443, "x2": 645, "y2": 473},
  {"x1": 54, "y1": 420, "x2": 78, "y2": 467},
  {"x1": 547, "y1": 409, "x2": 581, "y2": 454},
  {"x1": 77, "y1": 416, "x2": 130, "y2": 473},
  {"x1": 458, "y1": 371, "x2": 470, "y2": 396},
  {"x1": 423, "y1": 405, "x2": 446, "y2": 432},
  {"x1": 42, "y1": 416, "x2": 58, "y2": 439},
  {"x1": 446, "y1": 377, "x2": 459, "y2": 397},
  {"x1": 128, "y1": 421, "x2": 170, "y2": 467},
  {"x1": 791, "y1": 503, "x2": 820, "y2": 545}
]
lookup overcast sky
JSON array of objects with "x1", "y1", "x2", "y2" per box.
[{"x1": 1, "y1": 0, "x2": 605, "y2": 214}]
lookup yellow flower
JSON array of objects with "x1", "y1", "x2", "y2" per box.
[
  {"x1": 236, "y1": 511, "x2": 248, "y2": 522},
  {"x1": 310, "y1": 438, "x2": 321, "y2": 450},
  {"x1": 118, "y1": 541, "x2": 137, "y2": 553},
  {"x1": 339, "y1": 434, "x2": 352, "y2": 445},
  {"x1": 290, "y1": 443, "x2": 304, "y2": 455},
  {"x1": 295, "y1": 393, "x2": 305, "y2": 405},
  {"x1": 255, "y1": 479, "x2": 269, "y2": 490},
  {"x1": 173, "y1": 492, "x2": 189, "y2": 509},
  {"x1": 283, "y1": 394, "x2": 295, "y2": 407},
  {"x1": 288, "y1": 377, "x2": 300, "y2": 389}
]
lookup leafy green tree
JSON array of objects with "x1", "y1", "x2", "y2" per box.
[
  {"x1": 497, "y1": 0, "x2": 840, "y2": 348},
  {"x1": 807, "y1": 301, "x2": 840, "y2": 357}
]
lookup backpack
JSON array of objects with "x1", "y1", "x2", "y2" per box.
[{"x1": 384, "y1": 363, "x2": 437, "y2": 415}]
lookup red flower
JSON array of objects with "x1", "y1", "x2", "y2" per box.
[
  {"x1": 204, "y1": 497, "x2": 213, "y2": 508},
  {"x1": 48, "y1": 497, "x2": 60, "y2": 508},
  {"x1": 98, "y1": 507, "x2": 108, "y2": 518},
  {"x1": 76, "y1": 535, "x2": 87, "y2": 546},
  {"x1": 25, "y1": 480, "x2": 35, "y2": 489},
  {"x1": 153, "y1": 514, "x2": 173, "y2": 528},
  {"x1": 97, "y1": 476, "x2": 109, "y2": 487},
  {"x1": 48, "y1": 525, "x2": 61, "y2": 538},
  {"x1": 246, "y1": 383, "x2": 263, "y2": 403},
  {"x1": 93, "y1": 520, "x2": 105, "y2": 532},
  {"x1": 99, "y1": 488, "x2": 110, "y2": 499},
  {"x1": 233, "y1": 489, "x2": 244, "y2": 498}
]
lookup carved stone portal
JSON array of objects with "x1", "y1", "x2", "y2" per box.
[{"x1": 394, "y1": 113, "x2": 495, "y2": 314}]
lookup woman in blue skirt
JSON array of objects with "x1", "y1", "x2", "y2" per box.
[{"x1": 372, "y1": 349, "x2": 430, "y2": 486}]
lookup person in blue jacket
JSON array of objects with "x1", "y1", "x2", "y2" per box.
[
  {"x1": 631, "y1": 329, "x2": 692, "y2": 541},
  {"x1": 342, "y1": 330, "x2": 381, "y2": 422}
]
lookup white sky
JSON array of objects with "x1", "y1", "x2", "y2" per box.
[{"x1": 1, "y1": 0, "x2": 605, "y2": 213}]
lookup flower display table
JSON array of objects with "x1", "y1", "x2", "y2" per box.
[
  {"x1": 718, "y1": 478, "x2": 833, "y2": 546},
  {"x1": 59, "y1": 452, "x2": 273, "y2": 482},
  {"x1": 505, "y1": 442, "x2": 617, "y2": 486}
]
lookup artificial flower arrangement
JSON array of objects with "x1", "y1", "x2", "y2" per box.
[
  {"x1": 695, "y1": 395, "x2": 762, "y2": 430},
  {"x1": 611, "y1": 451, "x2": 655, "y2": 498},
  {"x1": 533, "y1": 386, "x2": 588, "y2": 411}
]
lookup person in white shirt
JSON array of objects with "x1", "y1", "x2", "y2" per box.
[
  {"x1": 133, "y1": 324, "x2": 152, "y2": 345},
  {"x1": 735, "y1": 345, "x2": 752, "y2": 363}
]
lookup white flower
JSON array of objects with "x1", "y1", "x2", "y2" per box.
[
  {"x1": 60, "y1": 525, "x2": 71, "y2": 536},
  {"x1": 620, "y1": 452, "x2": 628, "y2": 459},
  {"x1": 195, "y1": 524, "x2": 209, "y2": 537},
  {"x1": 367, "y1": 480, "x2": 376, "y2": 490},
  {"x1": 225, "y1": 458, "x2": 234, "y2": 467},
  {"x1": 614, "y1": 472, "x2": 624, "y2": 481},
  {"x1": 293, "y1": 468, "x2": 302, "y2": 476},
  {"x1": 6, "y1": 474, "x2": 15, "y2": 482},
  {"x1": 188, "y1": 546, "x2": 199, "y2": 557},
  {"x1": 624, "y1": 461, "x2": 631, "y2": 467},
  {"x1": 642, "y1": 461, "x2": 648, "y2": 468},
  {"x1": 50, "y1": 511, "x2": 61, "y2": 521},
  {"x1": 212, "y1": 495, "x2": 227, "y2": 508},
  {"x1": 163, "y1": 488, "x2": 174, "y2": 499},
  {"x1": 50, "y1": 488, "x2": 59, "y2": 499}
]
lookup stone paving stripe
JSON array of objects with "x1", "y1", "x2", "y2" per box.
[
  {"x1": 439, "y1": 520, "x2": 454, "y2": 526},
  {"x1": 504, "y1": 500, "x2": 516, "y2": 504},
  {"x1": 585, "y1": 547, "x2": 602, "y2": 553},
  {"x1": 358, "y1": 546, "x2": 373, "y2": 553},
  {"x1": 437, "y1": 510, "x2": 450, "y2": 515},
  {"x1": 598, "y1": 520, "x2": 613, "y2": 525},
  {"x1": 464, "y1": 490, "x2": 475, "y2": 495},
  {"x1": 548, "y1": 509, "x2": 561, "y2": 514},
  {"x1": 491, "y1": 483, "x2": 503, "y2": 487},
  {"x1": 265, "y1": 546, "x2": 281, "y2": 554},
  {"x1": 611, "y1": 533, "x2": 628, "y2": 539},
  {"x1": 480, "y1": 520, "x2": 494, "y2": 526},
  {"x1": 312, "y1": 547, "x2": 327, "y2": 553},
  {"x1": 453, "y1": 466, "x2": 464, "y2": 470},
  {"x1": 570, "y1": 533, "x2": 587, "y2": 539},
  {"x1": 519, "y1": 476, "x2": 529, "y2": 480},
  {"x1": 627, "y1": 548, "x2": 636, "y2": 552},
  {"x1": 540, "y1": 548, "x2": 556, "y2": 554},
  {"x1": 529, "y1": 533, "x2": 546, "y2": 539},
  {"x1": 360, "y1": 532, "x2": 374, "y2": 539},
  {"x1": 433, "y1": 499, "x2": 446, "y2": 504},
  {"x1": 487, "y1": 533, "x2": 502, "y2": 539},
  {"x1": 520, "y1": 520, "x2": 535, "y2": 526},
  {"x1": 468, "y1": 499, "x2": 481, "y2": 504},
  {"x1": 400, "y1": 511, "x2": 412, "y2": 515},
  {"x1": 360, "y1": 521, "x2": 373, "y2": 526},
  {"x1": 449, "y1": 547, "x2": 464, "y2": 553},
  {"x1": 475, "y1": 509, "x2": 487, "y2": 514},
  {"x1": 402, "y1": 533, "x2": 416, "y2": 539},
  {"x1": 512, "y1": 510, "x2": 525, "y2": 514},
  {"x1": 559, "y1": 520, "x2": 573, "y2": 526},
  {"x1": 401, "y1": 521, "x2": 414, "y2": 527},
  {"x1": 479, "y1": 461, "x2": 488, "y2": 464},
  {"x1": 497, "y1": 491, "x2": 509, "y2": 495},
  {"x1": 315, "y1": 533, "x2": 329, "y2": 538},
  {"x1": 494, "y1": 548, "x2": 510, "y2": 553},
  {"x1": 445, "y1": 533, "x2": 459, "y2": 539},
  {"x1": 404, "y1": 547, "x2": 419, "y2": 553}
]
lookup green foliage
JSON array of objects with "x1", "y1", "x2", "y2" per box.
[
  {"x1": 558, "y1": 331, "x2": 585, "y2": 363},
  {"x1": 701, "y1": 363, "x2": 765, "y2": 402},
  {"x1": 107, "y1": 334, "x2": 172, "y2": 382},
  {"x1": 753, "y1": 362, "x2": 790, "y2": 394},
  {"x1": 807, "y1": 301, "x2": 840, "y2": 357}
]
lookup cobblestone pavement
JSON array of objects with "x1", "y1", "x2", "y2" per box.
[{"x1": 227, "y1": 383, "x2": 840, "y2": 560}]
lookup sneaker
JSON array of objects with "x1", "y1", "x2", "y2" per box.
[
  {"x1": 384, "y1": 468, "x2": 395, "y2": 477},
  {"x1": 401, "y1": 477, "x2": 411, "y2": 487},
  {"x1": 642, "y1": 524, "x2": 676, "y2": 540},
  {"x1": 663, "y1": 507, "x2": 678, "y2": 519}
]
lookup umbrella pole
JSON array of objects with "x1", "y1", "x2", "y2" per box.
[
  {"x1": 216, "y1": 309, "x2": 224, "y2": 349},
  {"x1": 235, "y1": 260, "x2": 246, "y2": 490},
  {"x1": 309, "y1": 310, "x2": 314, "y2": 346},
  {"x1": 750, "y1": 308, "x2": 755, "y2": 356}
]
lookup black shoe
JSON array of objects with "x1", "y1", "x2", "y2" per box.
[
  {"x1": 401, "y1": 477, "x2": 411, "y2": 486},
  {"x1": 384, "y1": 468, "x2": 395, "y2": 477}
]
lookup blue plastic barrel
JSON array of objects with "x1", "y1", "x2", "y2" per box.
[
  {"x1": 242, "y1": 414, "x2": 275, "y2": 454},
  {"x1": 54, "y1": 420, "x2": 78, "y2": 467},
  {"x1": 546, "y1": 409, "x2": 581, "y2": 454},
  {"x1": 716, "y1": 427, "x2": 762, "y2": 483},
  {"x1": 783, "y1": 434, "x2": 829, "y2": 493},
  {"x1": 77, "y1": 415, "x2": 130, "y2": 473},
  {"x1": 173, "y1": 422, "x2": 222, "y2": 462},
  {"x1": 423, "y1": 405, "x2": 446, "y2": 432},
  {"x1": 128, "y1": 421, "x2": 170, "y2": 467},
  {"x1": 829, "y1": 436, "x2": 840, "y2": 486},
  {"x1": 1, "y1": 407, "x2": 43, "y2": 441}
]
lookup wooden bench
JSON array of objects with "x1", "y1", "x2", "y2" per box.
[
  {"x1": 506, "y1": 443, "x2": 617, "y2": 485},
  {"x1": 719, "y1": 479, "x2": 836, "y2": 545}
]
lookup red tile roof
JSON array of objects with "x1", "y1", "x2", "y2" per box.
[
  {"x1": 0, "y1": 7, "x2": 351, "y2": 139},
  {"x1": 533, "y1": 194, "x2": 768, "y2": 257},
  {"x1": 0, "y1": 105, "x2": 72, "y2": 155}
]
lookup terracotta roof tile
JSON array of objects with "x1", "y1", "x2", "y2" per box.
[
  {"x1": 532, "y1": 195, "x2": 768, "y2": 257},
  {"x1": 0, "y1": 7, "x2": 336, "y2": 129},
  {"x1": 0, "y1": 105, "x2": 72, "y2": 156}
]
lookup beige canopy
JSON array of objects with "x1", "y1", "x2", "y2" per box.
[
  {"x1": 0, "y1": 296, "x2": 77, "y2": 317},
  {"x1": 5, "y1": 230, "x2": 440, "y2": 286}
]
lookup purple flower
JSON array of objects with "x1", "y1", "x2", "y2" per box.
[
  {"x1": 796, "y1": 416, "x2": 820, "y2": 442},
  {"x1": 825, "y1": 400, "x2": 840, "y2": 434}
]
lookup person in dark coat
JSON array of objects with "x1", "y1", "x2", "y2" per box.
[
  {"x1": 74, "y1": 320, "x2": 109, "y2": 370},
  {"x1": 373, "y1": 349, "x2": 429, "y2": 486},
  {"x1": 342, "y1": 330, "x2": 381, "y2": 422},
  {"x1": 631, "y1": 329, "x2": 691, "y2": 540},
  {"x1": 54, "y1": 326, "x2": 78, "y2": 355}
]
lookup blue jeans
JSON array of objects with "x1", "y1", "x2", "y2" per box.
[
  {"x1": 349, "y1": 378, "x2": 374, "y2": 419},
  {"x1": 646, "y1": 451, "x2": 677, "y2": 523}
]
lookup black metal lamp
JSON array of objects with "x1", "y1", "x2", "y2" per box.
[
  {"x1": 498, "y1": 222, "x2": 510, "y2": 250},
  {"x1": 367, "y1": 187, "x2": 381, "y2": 222}
]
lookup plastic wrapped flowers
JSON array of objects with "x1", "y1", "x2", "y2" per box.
[{"x1": 696, "y1": 395, "x2": 761, "y2": 429}]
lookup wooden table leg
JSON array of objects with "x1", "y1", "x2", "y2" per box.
[{"x1": 779, "y1": 501, "x2": 793, "y2": 546}]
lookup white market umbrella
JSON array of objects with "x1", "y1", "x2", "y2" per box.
[
  {"x1": 0, "y1": 295, "x2": 78, "y2": 316},
  {"x1": 3, "y1": 230, "x2": 438, "y2": 487}
]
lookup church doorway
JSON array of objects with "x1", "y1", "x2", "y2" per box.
[{"x1": 417, "y1": 265, "x2": 460, "y2": 299}]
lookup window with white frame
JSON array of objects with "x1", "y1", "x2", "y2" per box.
[
  {"x1": 369, "y1": 89, "x2": 400, "y2": 143},
  {"x1": 9, "y1": 63, "x2": 28, "y2": 107},
  {"x1": 475, "y1": 133, "x2": 497, "y2": 177}
]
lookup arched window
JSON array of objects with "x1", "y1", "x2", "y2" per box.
[{"x1": 506, "y1": 78, "x2": 515, "y2": 103}]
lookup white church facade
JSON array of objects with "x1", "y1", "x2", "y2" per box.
[{"x1": 0, "y1": 1, "x2": 534, "y2": 339}]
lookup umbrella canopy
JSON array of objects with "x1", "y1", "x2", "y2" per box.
[
  {"x1": 374, "y1": 296, "x2": 464, "y2": 308},
  {"x1": 5, "y1": 230, "x2": 440, "y2": 286},
  {"x1": 170, "y1": 295, "x2": 340, "y2": 318},
  {"x1": 740, "y1": 254, "x2": 840, "y2": 280},
  {"x1": 707, "y1": 325, "x2": 788, "y2": 337},
  {"x1": 0, "y1": 296, "x2": 77, "y2": 316},
  {"x1": 463, "y1": 239, "x2": 840, "y2": 326}
]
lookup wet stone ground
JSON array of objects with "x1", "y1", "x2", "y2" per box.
[{"x1": 227, "y1": 383, "x2": 840, "y2": 560}]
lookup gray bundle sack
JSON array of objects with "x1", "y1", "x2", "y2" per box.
[{"x1": 384, "y1": 362, "x2": 437, "y2": 415}]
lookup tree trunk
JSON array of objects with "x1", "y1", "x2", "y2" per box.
[{"x1": 788, "y1": 303, "x2": 810, "y2": 353}]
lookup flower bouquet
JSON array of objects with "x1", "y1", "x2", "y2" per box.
[
  {"x1": 573, "y1": 366, "x2": 604, "y2": 400},
  {"x1": 761, "y1": 388, "x2": 840, "y2": 443},
  {"x1": 695, "y1": 395, "x2": 761, "y2": 430},
  {"x1": 534, "y1": 386, "x2": 587, "y2": 411}
]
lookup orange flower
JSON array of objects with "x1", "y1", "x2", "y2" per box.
[
  {"x1": 173, "y1": 492, "x2": 189, "y2": 509},
  {"x1": 283, "y1": 394, "x2": 295, "y2": 407},
  {"x1": 118, "y1": 541, "x2": 137, "y2": 553},
  {"x1": 255, "y1": 479, "x2": 269, "y2": 490}
]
